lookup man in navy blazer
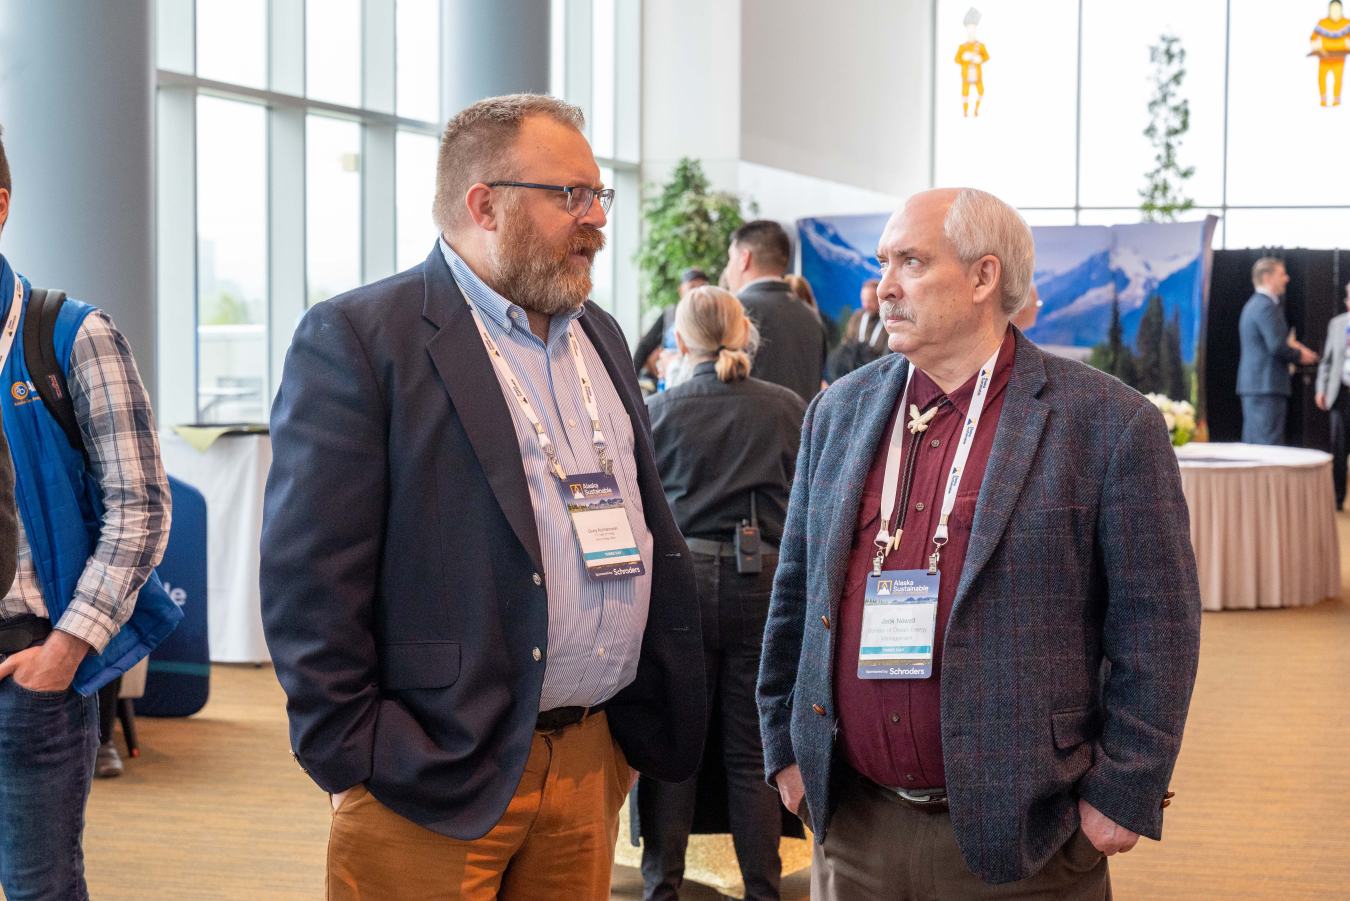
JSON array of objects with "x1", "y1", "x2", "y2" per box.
[
  {"x1": 261, "y1": 95, "x2": 703, "y2": 900},
  {"x1": 758, "y1": 188, "x2": 1201, "y2": 897},
  {"x1": 1236, "y1": 257, "x2": 1317, "y2": 445}
]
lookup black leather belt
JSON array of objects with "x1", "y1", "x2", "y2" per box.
[
  {"x1": 683, "y1": 537, "x2": 779, "y2": 558},
  {"x1": 535, "y1": 702, "x2": 606, "y2": 733},
  {"x1": 857, "y1": 770, "x2": 949, "y2": 811},
  {"x1": 0, "y1": 615, "x2": 52, "y2": 658}
]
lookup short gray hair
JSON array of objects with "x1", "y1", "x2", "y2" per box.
[
  {"x1": 1251, "y1": 256, "x2": 1285, "y2": 289},
  {"x1": 432, "y1": 93, "x2": 586, "y2": 233},
  {"x1": 943, "y1": 188, "x2": 1035, "y2": 317}
]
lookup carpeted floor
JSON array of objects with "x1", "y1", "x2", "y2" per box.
[{"x1": 48, "y1": 512, "x2": 1350, "y2": 900}]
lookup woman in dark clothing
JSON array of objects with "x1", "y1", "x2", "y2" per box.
[{"x1": 640, "y1": 286, "x2": 807, "y2": 901}]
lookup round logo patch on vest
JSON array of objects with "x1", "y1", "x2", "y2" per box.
[{"x1": 11, "y1": 381, "x2": 30, "y2": 401}]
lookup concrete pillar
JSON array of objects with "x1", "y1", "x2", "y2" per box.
[
  {"x1": 441, "y1": 0, "x2": 552, "y2": 120},
  {"x1": 0, "y1": 0, "x2": 157, "y2": 402}
]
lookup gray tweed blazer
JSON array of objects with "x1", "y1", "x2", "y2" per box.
[{"x1": 757, "y1": 329, "x2": 1202, "y2": 885}]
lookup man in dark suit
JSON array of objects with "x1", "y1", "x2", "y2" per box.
[
  {"x1": 842, "y1": 279, "x2": 890, "y2": 357},
  {"x1": 1237, "y1": 257, "x2": 1317, "y2": 445},
  {"x1": 724, "y1": 220, "x2": 828, "y2": 402},
  {"x1": 261, "y1": 94, "x2": 705, "y2": 901},
  {"x1": 757, "y1": 188, "x2": 1201, "y2": 898}
]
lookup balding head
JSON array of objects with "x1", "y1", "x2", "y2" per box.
[{"x1": 875, "y1": 188, "x2": 1033, "y2": 381}]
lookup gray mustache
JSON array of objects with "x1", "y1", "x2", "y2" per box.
[{"x1": 880, "y1": 301, "x2": 916, "y2": 323}]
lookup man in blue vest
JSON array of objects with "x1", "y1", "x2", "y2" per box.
[{"x1": 0, "y1": 125, "x2": 179, "y2": 899}]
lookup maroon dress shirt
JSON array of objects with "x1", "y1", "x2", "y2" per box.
[{"x1": 833, "y1": 329, "x2": 1016, "y2": 790}]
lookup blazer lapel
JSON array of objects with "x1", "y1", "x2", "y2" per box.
[
  {"x1": 951, "y1": 332, "x2": 1049, "y2": 619},
  {"x1": 824, "y1": 356, "x2": 910, "y2": 619},
  {"x1": 420, "y1": 246, "x2": 544, "y2": 574}
]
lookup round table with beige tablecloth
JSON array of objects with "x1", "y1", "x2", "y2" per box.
[{"x1": 1175, "y1": 442, "x2": 1341, "y2": 611}]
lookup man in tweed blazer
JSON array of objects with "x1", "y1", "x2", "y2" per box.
[{"x1": 757, "y1": 188, "x2": 1201, "y2": 898}]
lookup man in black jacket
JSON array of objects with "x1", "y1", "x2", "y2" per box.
[
  {"x1": 261, "y1": 94, "x2": 704, "y2": 901},
  {"x1": 724, "y1": 220, "x2": 828, "y2": 402}
]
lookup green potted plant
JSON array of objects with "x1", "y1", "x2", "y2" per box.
[{"x1": 635, "y1": 158, "x2": 754, "y2": 313}]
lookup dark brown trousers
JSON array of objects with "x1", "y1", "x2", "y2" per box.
[{"x1": 812, "y1": 773, "x2": 1111, "y2": 901}]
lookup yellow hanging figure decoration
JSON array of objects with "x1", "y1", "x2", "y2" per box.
[
  {"x1": 1311, "y1": 0, "x2": 1349, "y2": 107},
  {"x1": 956, "y1": 7, "x2": 989, "y2": 117}
]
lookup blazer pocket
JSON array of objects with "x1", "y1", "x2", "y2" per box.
[
  {"x1": 383, "y1": 641, "x2": 461, "y2": 690},
  {"x1": 1051, "y1": 707, "x2": 1094, "y2": 750}
]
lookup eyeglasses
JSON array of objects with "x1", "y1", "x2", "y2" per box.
[{"x1": 486, "y1": 182, "x2": 615, "y2": 218}]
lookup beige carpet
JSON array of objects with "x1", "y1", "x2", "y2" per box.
[{"x1": 38, "y1": 511, "x2": 1350, "y2": 900}]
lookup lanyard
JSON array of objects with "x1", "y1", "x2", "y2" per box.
[
  {"x1": 0, "y1": 276, "x2": 23, "y2": 377},
  {"x1": 859, "y1": 312, "x2": 884, "y2": 346},
  {"x1": 465, "y1": 301, "x2": 611, "y2": 481},
  {"x1": 873, "y1": 346, "x2": 1001, "y2": 576}
]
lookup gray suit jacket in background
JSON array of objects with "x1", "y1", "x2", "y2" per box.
[
  {"x1": 757, "y1": 330, "x2": 1202, "y2": 885},
  {"x1": 737, "y1": 279, "x2": 829, "y2": 403},
  {"x1": 1237, "y1": 292, "x2": 1301, "y2": 396},
  {"x1": 1316, "y1": 310, "x2": 1350, "y2": 409}
]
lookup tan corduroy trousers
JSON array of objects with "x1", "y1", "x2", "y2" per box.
[{"x1": 326, "y1": 711, "x2": 629, "y2": 901}]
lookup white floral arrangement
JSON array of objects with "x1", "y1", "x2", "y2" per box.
[{"x1": 1145, "y1": 394, "x2": 1196, "y2": 447}]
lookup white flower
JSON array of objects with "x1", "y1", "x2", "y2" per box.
[{"x1": 1163, "y1": 411, "x2": 1176, "y2": 430}]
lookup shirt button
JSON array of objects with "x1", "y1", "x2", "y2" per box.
[
  {"x1": 890, "y1": 713, "x2": 899, "y2": 723},
  {"x1": 568, "y1": 419, "x2": 577, "y2": 427},
  {"x1": 813, "y1": 704, "x2": 827, "y2": 716},
  {"x1": 930, "y1": 438, "x2": 940, "y2": 448},
  {"x1": 509, "y1": 311, "x2": 519, "y2": 319},
  {"x1": 597, "y1": 647, "x2": 605, "y2": 656},
  {"x1": 532, "y1": 647, "x2": 542, "y2": 661},
  {"x1": 906, "y1": 774, "x2": 916, "y2": 782},
  {"x1": 532, "y1": 573, "x2": 542, "y2": 586},
  {"x1": 915, "y1": 501, "x2": 925, "y2": 511},
  {"x1": 821, "y1": 615, "x2": 830, "y2": 629}
]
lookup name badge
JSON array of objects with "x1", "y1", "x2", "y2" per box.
[
  {"x1": 858, "y1": 571, "x2": 939, "y2": 679},
  {"x1": 557, "y1": 473, "x2": 646, "y2": 581}
]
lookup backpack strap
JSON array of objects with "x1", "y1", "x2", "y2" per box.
[{"x1": 22, "y1": 287, "x2": 90, "y2": 466}]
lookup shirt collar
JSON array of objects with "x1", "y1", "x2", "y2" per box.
[
  {"x1": 1256, "y1": 288, "x2": 1281, "y2": 303},
  {"x1": 739, "y1": 276, "x2": 786, "y2": 293},
  {"x1": 692, "y1": 360, "x2": 720, "y2": 378},
  {"x1": 438, "y1": 237, "x2": 584, "y2": 335},
  {"x1": 908, "y1": 328, "x2": 1015, "y2": 418}
]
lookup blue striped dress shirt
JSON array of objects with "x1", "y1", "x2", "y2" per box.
[{"x1": 439, "y1": 239, "x2": 654, "y2": 711}]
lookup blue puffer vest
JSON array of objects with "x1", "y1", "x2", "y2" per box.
[{"x1": 0, "y1": 256, "x2": 181, "y2": 695}]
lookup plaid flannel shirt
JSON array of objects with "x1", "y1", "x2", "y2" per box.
[{"x1": 1, "y1": 309, "x2": 170, "y2": 652}]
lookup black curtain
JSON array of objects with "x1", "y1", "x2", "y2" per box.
[{"x1": 1206, "y1": 248, "x2": 1345, "y2": 449}]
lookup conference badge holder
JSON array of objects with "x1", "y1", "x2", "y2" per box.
[
  {"x1": 558, "y1": 474, "x2": 646, "y2": 581},
  {"x1": 859, "y1": 572, "x2": 939, "y2": 679}
]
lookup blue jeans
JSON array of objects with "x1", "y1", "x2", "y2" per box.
[{"x1": 0, "y1": 677, "x2": 99, "y2": 901}]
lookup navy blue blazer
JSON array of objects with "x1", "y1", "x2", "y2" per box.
[
  {"x1": 757, "y1": 330, "x2": 1201, "y2": 884},
  {"x1": 1237, "y1": 292, "x2": 1301, "y2": 396},
  {"x1": 260, "y1": 245, "x2": 705, "y2": 839}
]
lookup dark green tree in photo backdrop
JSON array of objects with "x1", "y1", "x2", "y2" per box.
[
  {"x1": 1088, "y1": 294, "x2": 1190, "y2": 401},
  {"x1": 635, "y1": 158, "x2": 753, "y2": 313}
]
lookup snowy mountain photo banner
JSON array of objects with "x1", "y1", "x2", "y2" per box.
[{"x1": 798, "y1": 213, "x2": 1218, "y2": 404}]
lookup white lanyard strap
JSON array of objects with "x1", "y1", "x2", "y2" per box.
[
  {"x1": 0, "y1": 277, "x2": 23, "y2": 376},
  {"x1": 873, "y1": 346, "x2": 1002, "y2": 573},
  {"x1": 465, "y1": 302, "x2": 611, "y2": 480},
  {"x1": 566, "y1": 327, "x2": 611, "y2": 474}
]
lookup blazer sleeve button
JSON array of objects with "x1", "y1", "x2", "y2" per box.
[
  {"x1": 532, "y1": 647, "x2": 542, "y2": 661},
  {"x1": 813, "y1": 704, "x2": 826, "y2": 716},
  {"x1": 532, "y1": 573, "x2": 543, "y2": 586}
]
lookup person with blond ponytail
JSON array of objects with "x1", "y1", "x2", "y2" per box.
[{"x1": 636, "y1": 286, "x2": 808, "y2": 901}]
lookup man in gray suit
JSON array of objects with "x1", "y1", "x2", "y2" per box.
[
  {"x1": 758, "y1": 188, "x2": 1201, "y2": 898},
  {"x1": 724, "y1": 220, "x2": 829, "y2": 403},
  {"x1": 1237, "y1": 257, "x2": 1317, "y2": 445},
  {"x1": 1315, "y1": 279, "x2": 1350, "y2": 507}
]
